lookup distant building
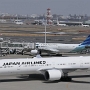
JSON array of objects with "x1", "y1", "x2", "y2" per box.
[
  {"x1": 84, "y1": 20, "x2": 90, "y2": 25},
  {"x1": 30, "y1": 14, "x2": 38, "y2": 18},
  {"x1": 0, "y1": 19, "x2": 7, "y2": 23}
]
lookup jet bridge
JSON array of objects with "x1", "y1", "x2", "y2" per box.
[
  {"x1": 8, "y1": 42, "x2": 35, "y2": 54},
  {"x1": 0, "y1": 38, "x2": 35, "y2": 56},
  {"x1": 0, "y1": 40, "x2": 9, "y2": 56}
]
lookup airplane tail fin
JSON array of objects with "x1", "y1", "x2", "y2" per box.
[{"x1": 80, "y1": 35, "x2": 90, "y2": 45}]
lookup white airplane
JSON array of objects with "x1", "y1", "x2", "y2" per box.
[
  {"x1": 0, "y1": 56, "x2": 90, "y2": 81},
  {"x1": 56, "y1": 17, "x2": 67, "y2": 26},
  {"x1": 14, "y1": 20, "x2": 23, "y2": 25},
  {"x1": 57, "y1": 23, "x2": 67, "y2": 26},
  {"x1": 81, "y1": 24, "x2": 89, "y2": 27},
  {"x1": 32, "y1": 35, "x2": 90, "y2": 55}
]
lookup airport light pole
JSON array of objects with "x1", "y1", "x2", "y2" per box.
[
  {"x1": 45, "y1": 22, "x2": 46, "y2": 44},
  {"x1": 44, "y1": 20, "x2": 47, "y2": 44}
]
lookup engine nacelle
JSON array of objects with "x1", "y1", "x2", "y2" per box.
[
  {"x1": 31, "y1": 49, "x2": 38, "y2": 54},
  {"x1": 44, "y1": 70, "x2": 62, "y2": 81}
]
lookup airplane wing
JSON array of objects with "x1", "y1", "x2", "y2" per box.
[
  {"x1": 37, "y1": 67, "x2": 82, "y2": 81},
  {"x1": 38, "y1": 67, "x2": 77, "y2": 74}
]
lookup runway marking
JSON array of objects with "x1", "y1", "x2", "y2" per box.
[{"x1": 66, "y1": 82, "x2": 70, "y2": 90}]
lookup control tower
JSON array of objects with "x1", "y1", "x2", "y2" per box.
[{"x1": 47, "y1": 8, "x2": 52, "y2": 25}]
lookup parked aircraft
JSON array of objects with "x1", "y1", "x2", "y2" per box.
[
  {"x1": 81, "y1": 24, "x2": 89, "y2": 27},
  {"x1": 31, "y1": 35, "x2": 90, "y2": 55},
  {"x1": 57, "y1": 20, "x2": 67, "y2": 26},
  {"x1": 57, "y1": 23, "x2": 67, "y2": 26},
  {"x1": 14, "y1": 20, "x2": 23, "y2": 25},
  {"x1": 0, "y1": 56, "x2": 90, "y2": 81}
]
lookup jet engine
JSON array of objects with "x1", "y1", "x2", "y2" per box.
[
  {"x1": 44, "y1": 70, "x2": 62, "y2": 81},
  {"x1": 30, "y1": 49, "x2": 38, "y2": 54}
]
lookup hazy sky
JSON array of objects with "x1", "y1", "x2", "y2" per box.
[{"x1": 0, "y1": 0, "x2": 90, "y2": 15}]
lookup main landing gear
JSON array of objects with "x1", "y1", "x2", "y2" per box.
[
  {"x1": 61, "y1": 73, "x2": 72, "y2": 81},
  {"x1": 61, "y1": 77, "x2": 72, "y2": 81}
]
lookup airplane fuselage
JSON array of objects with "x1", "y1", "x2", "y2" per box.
[
  {"x1": 0, "y1": 56, "x2": 90, "y2": 76},
  {"x1": 36, "y1": 43, "x2": 85, "y2": 53}
]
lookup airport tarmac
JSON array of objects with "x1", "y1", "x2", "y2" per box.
[
  {"x1": 0, "y1": 24, "x2": 90, "y2": 90},
  {"x1": 0, "y1": 72, "x2": 90, "y2": 90},
  {"x1": 0, "y1": 54, "x2": 90, "y2": 90},
  {"x1": 0, "y1": 53, "x2": 90, "y2": 59}
]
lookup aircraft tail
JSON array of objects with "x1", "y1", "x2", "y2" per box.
[{"x1": 80, "y1": 35, "x2": 90, "y2": 45}]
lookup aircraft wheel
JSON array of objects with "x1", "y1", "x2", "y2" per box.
[
  {"x1": 38, "y1": 50, "x2": 41, "y2": 55},
  {"x1": 28, "y1": 75, "x2": 31, "y2": 78},
  {"x1": 21, "y1": 50, "x2": 24, "y2": 55}
]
